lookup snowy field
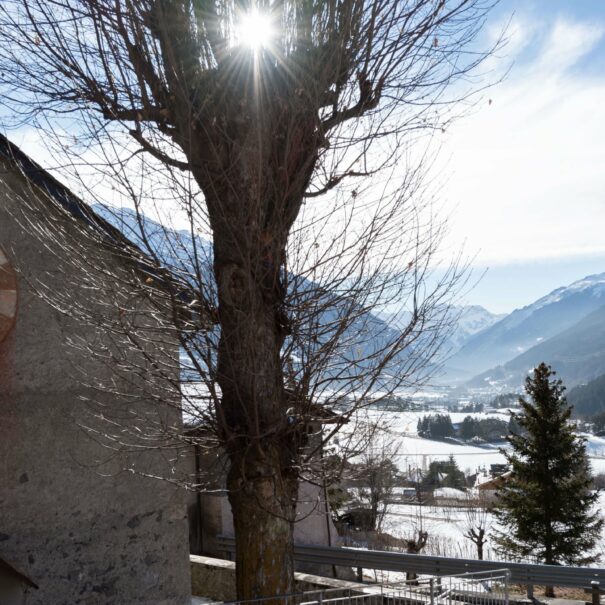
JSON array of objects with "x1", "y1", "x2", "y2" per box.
[
  {"x1": 377, "y1": 492, "x2": 605, "y2": 565},
  {"x1": 337, "y1": 407, "x2": 605, "y2": 573},
  {"x1": 349, "y1": 409, "x2": 605, "y2": 475}
]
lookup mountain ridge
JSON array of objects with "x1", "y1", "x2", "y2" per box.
[
  {"x1": 443, "y1": 272, "x2": 605, "y2": 382},
  {"x1": 467, "y1": 302, "x2": 605, "y2": 390}
]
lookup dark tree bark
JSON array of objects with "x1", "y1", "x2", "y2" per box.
[
  {"x1": 184, "y1": 59, "x2": 320, "y2": 595},
  {"x1": 405, "y1": 529, "x2": 428, "y2": 582}
]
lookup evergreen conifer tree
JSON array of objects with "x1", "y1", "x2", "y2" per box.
[
  {"x1": 443, "y1": 454, "x2": 466, "y2": 489},
  {"x1": 494, "y1": 363, "x2": 603, "y2": 580},
  {"x1": 422, "y1": 455, "x2": 466, "y2": 490},
  {"x1": 461, "y1": 416, "x2": 478, "y2": 441}
]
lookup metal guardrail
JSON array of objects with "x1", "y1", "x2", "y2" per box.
[{"x1": 217, "y1": 537, "x2": 605, "y2": 592}]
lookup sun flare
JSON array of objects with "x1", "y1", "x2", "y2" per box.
[{"x1": 236, "y1": 10, "x2": 273, "y2": 50}]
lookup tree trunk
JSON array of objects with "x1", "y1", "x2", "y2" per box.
[
  {"x1": 210, "y1": 186, "x2": 300, "y2": 598},
  {"x1": 228, "y1": 464, "x2": 298, "y2": 599},
  {"x1": 477, "y1": 529, "x2": 484, "y2": 560},
  {"x1": 370, "y1": 495, "x2": 379, "y2": 532},
  {"x1": 187, "y1": 66, "x2": 319, "y2": 598},
  {"x1": 215, "y1": 239, "x2": 298, "y2": 598},
  {"x1": 544, "y1": 542, "x2": 555, "y2": 597},
  {"x1": 405, "y1": 531, "x2": 428, "y2": 583}
]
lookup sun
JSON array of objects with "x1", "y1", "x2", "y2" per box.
[{"x1": 236, "y1": 9, "x2": 273, "y2": 50}]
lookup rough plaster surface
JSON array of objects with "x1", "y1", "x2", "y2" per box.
[
  {"x1": 0, "y1": 168, "x2": 191, "y2": 604},
  {"x1": 0, "y1": 246, "x2": 17, "y2": 343},
  {"x1": 190, "y1": 555, "x2": 366, "y2": 601}
]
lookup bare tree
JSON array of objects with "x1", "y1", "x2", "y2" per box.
[
  {"x1": 405, "y1": 528, "x2": 429, "y2": 555},
  {"x1": 463, "y1": 491, "x2": 492, "y2": 560},
  {"x1": 0, "y1": 0, "x2": 500, "y2": 598},
  {"x1": 338, "y1": 424, "x2": 402, "y2": 534},
  {"x1": 359, "y1": 443, "x2": 400, "y2": 534},
  {"x1": 404, "y1": 506, "x2": 429, "y2": 582}
]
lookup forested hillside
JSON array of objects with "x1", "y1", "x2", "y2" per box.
[{"x1": 568, "y1": 373, "x2": 605, "y2": 417}]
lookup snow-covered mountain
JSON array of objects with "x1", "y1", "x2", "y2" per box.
[
  {"x1": 92, "y1": 204, "x2": 426, "y2": 387},
  {"x1": 377, "y1": 304, "x2": 503, "y2": 350},
  {"x1": 444, "y1": 273, "x2": 605, "y2": 382},
  {"x1": 531, "y1": 274, "x2": 605, "y2": 307},
  {"x1": 449, "y1": 305, "x2": 506, "y2": 350}
]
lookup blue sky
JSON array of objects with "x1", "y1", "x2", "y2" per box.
[
  {"x1": 440, "y1": 0, "x2": 605, "y2": 312},
  {"x1": 5, "y1": 1, "x2": 605, "y2": 315}
]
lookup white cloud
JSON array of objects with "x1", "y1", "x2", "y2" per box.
[
  {"x1": 487, "y1": 13, "x2": 536, "y2": 63},
  {"x1": 537, "y1": 19, "x2": 604, "y2": 72},
  {"x1": 439, "y1": 15, "x2": 605, "y2": 265}
]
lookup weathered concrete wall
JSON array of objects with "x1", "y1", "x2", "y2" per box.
[
  {"x1": 190, "y1": 555, "x2": 364, "y2": 601},
  {"x1": 0, "y1": 167, "x2": 191, "y2": 603},
  {"x1": 191, "y1": 555, "x2": 237, "y2": 601}
]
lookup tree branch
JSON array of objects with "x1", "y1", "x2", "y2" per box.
[
  {"x1": 321, "y1": 74, "x2": 384, "y2": 131},
  {"x1": 304, "y1": 170, "x2": 370, "y2": 198},
  {"x1": 128, "y1": 129, "x2": 190, "y2": 171}
]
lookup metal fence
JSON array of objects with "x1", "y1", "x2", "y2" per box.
[
  {"x1": 385, "y1": 569, "x2": 510, "y2": 605},
  {"x1": 205, "y1": 569, "x2": 511, "y2": 605}
]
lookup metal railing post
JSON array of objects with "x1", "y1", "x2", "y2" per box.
[
  {"x1": 591, "y1": 581, "x2": 600, "y2": 605},
  {"x1": 527, "y1": 584, "x2": 534, "y2": 601},
  {"x1": 430, "y1": 577, "x2": 435, "y2": 605},
  {"x1": 357, "y1": 567, "x2": 363, "y2": 583},
  {"x1": 505, "y1": 570, "x2": 510, "y2": 605}
]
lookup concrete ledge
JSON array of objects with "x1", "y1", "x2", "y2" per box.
[
  {"x1": 191, "y1": 556, "x2": 236, "y2": 601},
  {"x1": 293, "y1": 571, "x2": 366, "y2": 592},
  {"x1": 190, "y1": 555, "x2": 365, "y2": 601}
]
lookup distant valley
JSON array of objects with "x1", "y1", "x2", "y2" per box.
[{"x1": 95, "y1": 204, "x2": 605, "y2": 401}]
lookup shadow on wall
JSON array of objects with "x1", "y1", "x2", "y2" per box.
[{"x1": 0, "y1": 556, "x2": 38, "y2": 605}]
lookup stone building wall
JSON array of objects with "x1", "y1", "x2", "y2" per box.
[{"x1": 0, "y1": 160, "x2": 191, "y2": 604}]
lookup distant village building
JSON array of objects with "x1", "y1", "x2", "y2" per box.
[
  {"x1": 475, "y1": 470, "x2": 512, "y2": 503},
  {"x1": 0, "y1": 135, "x2": 191, "y2": 604},
  {"x1": 489, "y1": 463, "x2": 509, "y2": 477}
]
